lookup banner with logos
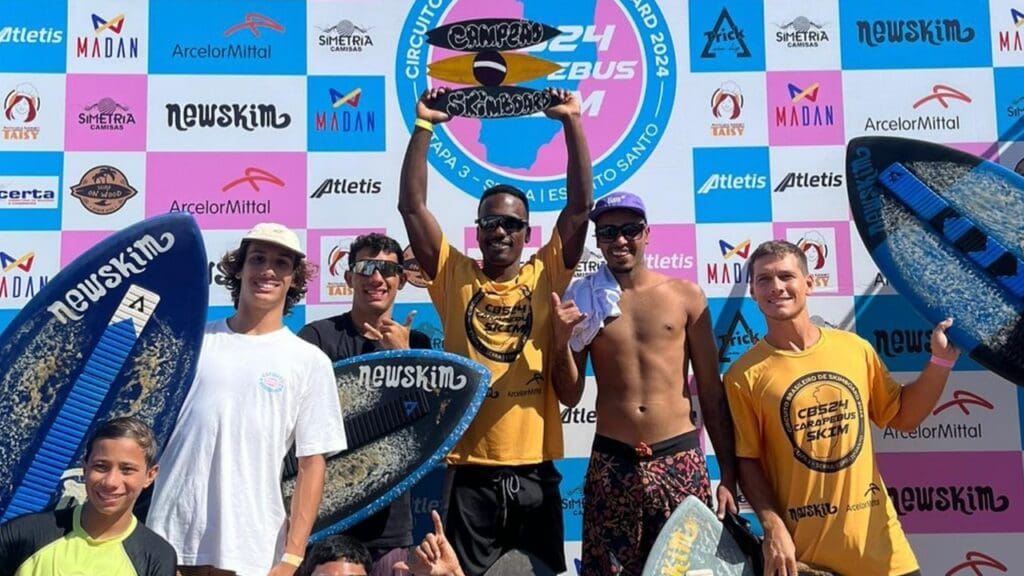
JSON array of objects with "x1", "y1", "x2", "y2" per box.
[{"x1": 1, "y1": 0, "x2": 1022, "y2": 573}]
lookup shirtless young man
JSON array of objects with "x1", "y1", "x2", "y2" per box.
[{"x1": 551, "y1": 192, "x2": 738, "y2": 575}]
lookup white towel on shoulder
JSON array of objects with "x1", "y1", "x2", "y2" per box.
[{"x1": 563, "y1": 263, "x2": 622, "y2": 352}]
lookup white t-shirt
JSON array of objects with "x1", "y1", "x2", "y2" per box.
[{"x1": 148, "y1": 320, "x2": 347, "y2": 575}]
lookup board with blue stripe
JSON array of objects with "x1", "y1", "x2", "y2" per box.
[
  {"x1": 0, "y1": 214, "x2": 207, "y2": 519},
  {"x1": 846, "y1": 136, "x2": 1024, "y2": 387}
]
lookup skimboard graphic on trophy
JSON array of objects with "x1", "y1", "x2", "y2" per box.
[{"x1": 424, "y1": 19, "x2": 564, "y2": 118}]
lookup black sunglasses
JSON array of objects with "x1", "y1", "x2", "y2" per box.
[
  {"x1": 351, "y1": 259, "x2": 403, "y2": 278},
  {"x1": 475, "y1": 215, "x2": 529, "y2": 232},
  {"x1": 595, "y1": 221, "x2": 646, "y2": 241}
]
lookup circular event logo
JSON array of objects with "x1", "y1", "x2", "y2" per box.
[
  {"x1": 397, "y1": 0, "x2": 676, "y2": 211},
  {"x1": 779, "y1": 371, "x2": 865, "y2": 473}
]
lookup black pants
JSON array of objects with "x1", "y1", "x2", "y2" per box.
[{"x1": 444, "y1": 461, "x2": 566, "y2": 576}]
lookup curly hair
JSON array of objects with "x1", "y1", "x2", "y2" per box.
[
  {"x1": 216, "y1": 241, "x2": 315, "y2": 316},
  {"x1": 298, "y1": 535, "x2": 371, "y2": 576}
]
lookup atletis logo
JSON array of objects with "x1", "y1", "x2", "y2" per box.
[
  {"x1": 75, "y1": 13, "x2": 139, "y2": 60},
  {"x1": 397, "y1": 0, "x2": 676, "y2": 210}
]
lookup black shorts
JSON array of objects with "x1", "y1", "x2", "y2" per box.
[{"x1": 443, "y1": 461, "x2": 566, "y2": 576}]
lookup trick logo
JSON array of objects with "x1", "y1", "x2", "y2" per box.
[
  {"x1": 397, "y1": 0, "x2": 676, "y2": 210},
  {"x1": 701, "y1": 8, "x2": 751, "y2": 59}
]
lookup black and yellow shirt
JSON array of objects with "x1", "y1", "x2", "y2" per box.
[
  {"x1": 0, "y1": 505, "x2": 176, "y2": 576},
  {"x1": 427, "y1": 231, "x2": 573, "y2": 465}
]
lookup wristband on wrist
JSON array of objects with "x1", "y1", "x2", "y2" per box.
[
  {"x1": 280, "y1": 553, "x2": 303, "y2": 567},
  {"x1": 929, "y1": 355, "x2": 955, "y2": 369},
  {"x1": 414, "y1": 118, "x2": 434, "y2": 132}
]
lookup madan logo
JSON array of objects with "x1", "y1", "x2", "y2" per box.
[{"x1": 397, "y1": 0, "x2": 676, "y2": 210}]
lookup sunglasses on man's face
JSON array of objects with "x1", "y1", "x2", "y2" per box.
[
  {"x1": 475, "y1": 215, "x2": 529, "y2": 232},
  {"x1": 351, "y1": 259, "x2": 403, "y2": 278},
  {"x1": 595, "y1": 221, "x2": 647, "y2": 242}
]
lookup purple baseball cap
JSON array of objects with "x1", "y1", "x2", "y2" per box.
[{"x1": 589, "y1": 191, "x2": 647, "y2": 222}]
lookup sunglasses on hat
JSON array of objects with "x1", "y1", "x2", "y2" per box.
[
  {"x1": 595, "y1": 221, "x2": 646, "y2": 242},
  {"x1": 475, "y1": 215, "x2": 529, "y2": 232},
  {"x1": 351, "y1": 259, "x2": 404, "y2": 278}
]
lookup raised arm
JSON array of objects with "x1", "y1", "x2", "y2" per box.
[
  {"x1": 545, "y1": 88, "x2": 594, "y2": 269},
  {"x1": 886, "y1": 318, "x2": 960, "y2": 431},
  {"x1": 398, "y1": 89, "x2": 450, "y2": 280},
  {"x1": 550, "y1": 291, "x2": 588, "y2": 407},
  {"x1": 684, "y1": 282, "x2": 738, "y2": 517}
]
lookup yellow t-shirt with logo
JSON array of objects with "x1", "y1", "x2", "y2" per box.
[
  {"x1": 427, "y1": 231, "x2": 572, "y2": 465},
  {"x1": 724, "y1": 328, "x2": 918, "y2": 575}
]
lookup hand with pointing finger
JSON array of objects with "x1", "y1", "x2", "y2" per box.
[
  {"x1": 364, "y1": 310, "x2": 418, "y2": 350},
  {"x1": 551, "y1": 292, "x2": 586, "y2": 349},
  {"x1": 394, "y1": 510, "x2": 464, "y2": 576}
]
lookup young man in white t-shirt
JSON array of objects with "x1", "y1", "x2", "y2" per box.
[{"x1": 148, "y1": 223, "x2": 348, "y2": 576}]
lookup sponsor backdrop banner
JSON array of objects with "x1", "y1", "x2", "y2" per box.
[{"x1": 1, "y1": 0, "x2": 1022, "y2": 572}]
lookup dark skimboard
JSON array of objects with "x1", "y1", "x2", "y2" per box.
[
  {"x1": 425, "y1": 19, "x2": 562, "y2": 52},
  {"x1": 483, "y1": 550, "x2": 555, "y2": 576},
  {"x1": 0, "y1": 213, "x2": 207, "y2": 520},
  {"x1": 846, "y1": 136, "x2": 1024, "y2": 386},
  {"x1": 283, "y1": 349, "x2": 490, "y2": 540}
]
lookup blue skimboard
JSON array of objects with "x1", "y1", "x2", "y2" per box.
[
  {"x1": 0, "y1": 213, "x2": 208, "y2": 520},
  {"x1": 284, "y1": 349, "x2": 490, "y2": 540},
  {"x1": 642, "y1": 496, "x2": 756, "y2": 576},
  {"x1": 847, "y1": 136, "x2": 1024, "y2": 387}
]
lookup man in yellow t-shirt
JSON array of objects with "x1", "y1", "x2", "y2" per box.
[
  {"x1": 724, "y1": 240, "x2": 959, "y2": 576},
  {"x1": 397, "y1": 87, "x2": 593, "y2": 576}
]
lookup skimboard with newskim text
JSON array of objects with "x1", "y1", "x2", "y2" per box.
[
  {"x1": 424, "y1": 18, "x2": 563, "y2": 118},
  {"x1": 0, "y1": 213, "x2": 207, "y2": 521},
  {"x1": 846, "y1": 136, "x2": 1024, "y2": 387},
  {"x1": 642, "y1": 496, "x2": 756, "y2": 576},
  {"x1": 283, "y1": 349, "x2": 490, "y2": 540}
]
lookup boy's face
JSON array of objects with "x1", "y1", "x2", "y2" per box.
[{"x1": 84, "y1": 437, "x2": 157, "y2": 519}]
